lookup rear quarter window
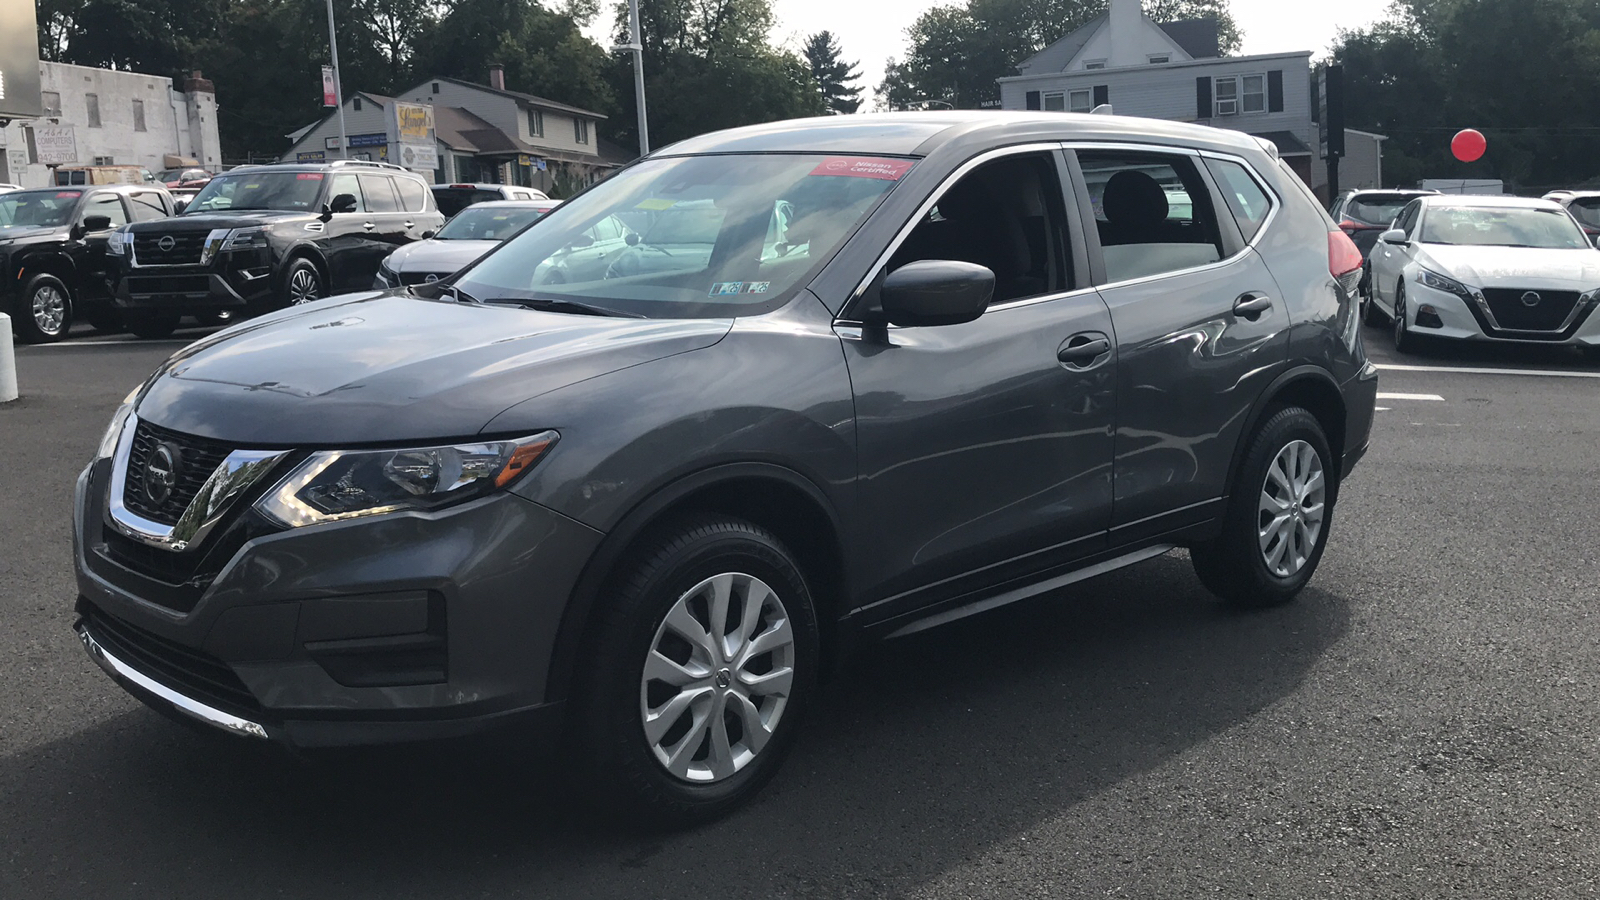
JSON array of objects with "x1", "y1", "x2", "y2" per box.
[
  {"x1": 395, "y1": 177, "x2": 428, "y2": 213},
  {"x1": 1205, "y1": 158, "x2": 1275, "y2": 242}
]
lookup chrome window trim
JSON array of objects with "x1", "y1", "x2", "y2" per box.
[{"x1": 106, "y1": 412, "x2": 290, "y2": 552}]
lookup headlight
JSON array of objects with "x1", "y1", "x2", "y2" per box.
[
  {"x1": 221, "y1": 226, "x2": 268, "y2": 251},
  {"x1": 255, "y1": 431, "x2": 558, "y2": 528},
  {"x1": 95, "y1": 387, "x2": 139, "y2": 459},
  {"x1": 1418, "y1": 268, "x2": 1471, "y2": 295},
  {"x1": 107, "y1": 229, "x2": 129, "y2": 256},
  {"x1": 375, "y1": 257, "x2": 398, "y2": 288}
]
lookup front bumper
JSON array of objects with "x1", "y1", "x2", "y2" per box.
[
  {"x1": 73, "y1": 454, "x2": 603, "y2": 747},
  {"x1": 114, "y1": 253, "x2": 275, "y2": 313},
  {"x1": 1405, "y1": 280, "x2": 1600, "y2": 347}
]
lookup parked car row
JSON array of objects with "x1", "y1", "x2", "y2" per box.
[{"x1": 1332, "y1": 187, "x2": 1600, "y2": 357}]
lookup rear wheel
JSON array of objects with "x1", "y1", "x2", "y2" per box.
[
  {"x1": 1191, "y1": 406, "x2": 1334, "y2": 608},
  {"x1": 124, "y1": 311, "x2": 180, "y2": 339},
  {"x1": 573, "y1": 514, "x2": 819, "y2": 828},
  {"x1": 14, "y1": 273, "x2": 73, "y2": 343}
]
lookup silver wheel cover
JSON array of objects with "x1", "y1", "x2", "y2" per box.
[
  {"x1": 1257, "y1": 439, "x2": 1326, "y2": 578},
  {"x1": 641, "y1": 572, "x2": 796, "y2": 784},
  {"x1": 288, "y1": 268, "x2": 320, "y2": 305},
  {"x1": 32, "y1": 284, "x2": 67, "y2": 335}
]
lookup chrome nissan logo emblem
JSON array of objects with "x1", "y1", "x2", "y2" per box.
[
  {"x1": 144, "y1": 442, "x2": 183, "y2": 506},
  {"x1": 714, "y1": 668, "x2": 732, "y2": 689},
  {"x1": 1522, "y1": 291, "x2": 1542, "y2": 307},
  {"x1": 158, "y1": 235, "x2": 176, "y2": 252}
]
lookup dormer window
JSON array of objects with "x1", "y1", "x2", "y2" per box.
[{"x1": 1148, "y1": 54, "x2": 1170, "y2": 64}]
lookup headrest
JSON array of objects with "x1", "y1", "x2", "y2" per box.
[{"x1": 1103, "y1": 171, "x2": 1169, "y2": 227}]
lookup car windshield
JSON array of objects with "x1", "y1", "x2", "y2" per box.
[
  {"x1": 434, "y1": 188, "x2": 505, "y2": 217},
  {"x1": 1419, "y1": 205, "x2": 1590, "y2": 249},
  {"x1": 436, "y1": 206, "x2": 549, "y2": 241},
  {"x1": 454, "y1": 154, "x2": 912, "y2": 317},
  {"x1": 0, "y1": 190, "x2": 80, "y2": 227},
  {"x1": 185, "y1": 172, "x2": 324, "y2": 213},
  {"x1": 1344, "y1": 193, "x2": 1421, "y2": 226}
]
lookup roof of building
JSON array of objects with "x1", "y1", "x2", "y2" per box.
[
  {"x1": 1016, "y1": 15, "x2": 1220, "y2": 75},
  {"x1": 431, "y1": 106, "x2": 499, "y2": 152},
  {"x1": 1250, "y1": 131, "x2": 1312, "y2": 157},
  {"x1": 1157, "y1": 19, "x2": 1220, "y2": 60},
  {"x1": 432, "y1": 76, "x2": 606, "y2": 120}
]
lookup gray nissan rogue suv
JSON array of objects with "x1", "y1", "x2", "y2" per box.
[{"x1": 72, "y1": 112, "x2": 1377, "y2": 825}]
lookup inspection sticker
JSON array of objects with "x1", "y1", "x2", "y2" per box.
[
  {"x1": 809, "y1": 156, "x2": 915, "y2": 181},
  {"x1": 636, "y1": 197, "x2": 677, "y2": 210},
  {"x1": 743, "y1": 282, "x2": 771, "y2": 294},
  {"x1": 710, "y1": 282, "x2": 745, "y2": 296}
]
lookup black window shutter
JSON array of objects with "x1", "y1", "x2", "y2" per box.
[
  {"x1": 1267, "y1": 70, "x2": 1284, "y2": 113},
  {"x1": 1093, "y1": 85, "x2": 1109, "y2": 107},
  {"x1": 1025, "y1": 91, "x2": 1041, "y2": 110},
  {"x1": 1196, "y1": 77, "x2": 1212, "y2": 118}
]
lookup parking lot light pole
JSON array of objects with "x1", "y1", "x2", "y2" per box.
[
  {"x1": 611, "y1": 0, "x2": 650, "y2": 157},
  {"x1": 324, "y1": 0, "x2": 350, "y2": 160}
]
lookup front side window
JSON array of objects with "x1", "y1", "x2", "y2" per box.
[
  {"x1": 1079, "y1": 150, "x2": 1226, "y2": 283},
  {"x1": 1206, "y1": 158, "x2": 1274, "y2": 241},
  {"x1": 455, "y1": 153, "x2": 910, "y2": 317},
  {"x1": 185, "y1": 172, "x2": 327, "y2": 213},
  {"x1": 128, "y1": 191, "x2": 168, "y2": 221},
  {"x1": 328, "y1": 174, "x2": 365, "y2": 212},
  {"x1": 888, "y1": 152, "x2": 1069, "y2": 304},
  {"x1": 0, "y1": 189, "x2": 81, "y2": 227},
  {"x1": 81, "y1": 193, "x2": 128, "y2": 228},
  {"x1": 86, "y1": 93, "x2": 101, "y2": 127},
  {"x1": 1418, "y1": 205, "x2": 1589, "y2": 249},
  {"x1": 1396, "y1": 200, "x2": 1422, "y2": 237}
]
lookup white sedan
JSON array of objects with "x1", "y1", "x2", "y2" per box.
[{"x1": 1367, "y1": 194, "x2": 1600, "y2": 355}]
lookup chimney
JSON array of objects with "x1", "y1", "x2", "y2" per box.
[
  {"x1": 182, "y1": 69, "x2": 215, "y2": 94},
  {"x1": 1108, "y1": 0, "x2": 1144, "y2": 67},
  {"x1": 489, "y1": 65, "x2": 506, "y2": 91}
]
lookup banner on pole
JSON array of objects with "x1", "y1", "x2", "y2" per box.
[{"x1": 322, "y1": 66, "x2": 337, "y2": 107}]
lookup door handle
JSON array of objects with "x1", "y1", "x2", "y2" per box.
[
  {"x1": 1233, "y1": 292, "x2": 1272, "y2": 320},
  {"x1": 1057, "y1": 335, "x2": 1111, "y2": 368},
  {"x1": 363, "y1": 222, "x2": 376, "y2": 230},
  {"x1": 403, "y1": 221, "x2": 414, "y2": 229}
]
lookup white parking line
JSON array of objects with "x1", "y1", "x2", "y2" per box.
[
  {"x1": 1375, "y1": 363, "x2": 1600, "y2": 379},
  {"x1": 1376, "y1": 392, "x2": 1445, "y2": 401}
]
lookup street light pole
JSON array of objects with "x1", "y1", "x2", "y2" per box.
[
  {"x1": 613, "y1": 0, "x2": 650, "y2": 156},
  {"x1": 324, "y1": 0, "x2": 350, "y2": 160}
]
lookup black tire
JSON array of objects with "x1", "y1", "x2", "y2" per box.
[
  {"x1": 1392, "y1": 282, "x2": 1416, "y2": 353},
  {"x1": 13, "y1": 273, "x2": 73, "y2": 343},
  {"x1": 1360, "y1": 266, "x2": 1385, "y2": 327},
  {"x1": 572, "y1": 514, "x2": 820, "y2": 828},
  {"x1": 124, "y1": 311, "x2": 180, "y2": 339},
  {"x1": 1190, "y1": 406, "x2": 1336, "y2": 608},
  {"x1": 281, "y1": 258, "x2": 324, "y2": 307}
]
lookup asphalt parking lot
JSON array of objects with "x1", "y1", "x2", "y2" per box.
[{"x1": 4, "y1": 321, "x2": 1600, "y2": 898}]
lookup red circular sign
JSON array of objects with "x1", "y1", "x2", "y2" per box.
[{"x1": 1451, "y1": 129, "x2": 1487, "y2": 163}]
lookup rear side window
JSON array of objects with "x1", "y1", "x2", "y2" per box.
[
  {"x1": 1205, "y1": 158, "x2": 1274, "y2": 242},
  {"x1": 359, "y1": 175, "x2": 401, "y2": 212},
  {"x1": 128, "y1": 191, "x2": 168, "y2": 221},
  {"x1": 1077, "y1": 150, "x2": 1225, "y2": 283},
  {"x1": 394, "y1": 177, "x2": 427, "y2": 212}
]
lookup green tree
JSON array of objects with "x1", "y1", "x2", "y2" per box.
[
  {"x1": 414, "y1": 0, "x2": 614, "y2": 115},
  {"x1": 802, "y1": 31, "x2": 864, "y2": 114}
]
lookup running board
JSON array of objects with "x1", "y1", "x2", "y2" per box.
[{"x1": 884, "y1": 544, "x2": 1176, "y2": 639}]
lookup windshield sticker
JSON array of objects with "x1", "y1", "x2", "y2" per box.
[
  {"x1": 710, "y1": 282, "x2": 744, "y2": 296},
  {"x1": 810, "y1": 157, "x2": 915, "y2": 181},
  {"x1": 55, "y1": 191, "x2": 81, "y2": 199},
  {"x1": 244, "y1": 183, "x2": 260, "y2": 189},
  {"x1": 296, "y1": 173, "x2": 324, "y2": 180},
  {"x1": 744, "y1": 282, "x2": 770, "y2": 294},
  {"x1": 636, "y1": 197, "x2": 677, "y2": 210}
]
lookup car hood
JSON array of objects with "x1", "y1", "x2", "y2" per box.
[
  {"x1": 134, "y1": 292, "x2": 734, "y2": 445},
  {"x1": 387, "y1": 239, "x2": 497, "y2": 274},
  {"x1": 129, "y1": 209, "x2": 308, "y2": 233},
  {"x1": 0, "y1": 225, "x2": 66, "y2": 244},
  {"x1": 1418, "y1": 244, "x2": 1600, "y2": 291}
]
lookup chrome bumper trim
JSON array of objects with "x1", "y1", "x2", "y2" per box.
[{"x1": 77, "y1": 624, "x2": 270, "y2": 740}]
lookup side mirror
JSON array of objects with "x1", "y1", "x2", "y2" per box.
[
  {"x1": 569, "y1": 232, "x2": 596, "y2": 249},
  {"x1": 1592, "y1": 234, "x2": 1600, "y2": 250},
  {"x1": 878, "y1": 260, "x2": 994, "y2": 327},
  {"x1": 329, "y1": 193, "x2": 359, "y2": 214},
  {"x1": 1379, "y1": 228, "x2": 1409, "y2": 246},
  {"x1": 421, "y1": 229, "x2": 436, "y2": 240},
  {"x1": 82, "y1": 214, "x2": 112, "y2": 232},
  {"x1": 624, "y1": 232, "x2": 641, "y2": 246}
]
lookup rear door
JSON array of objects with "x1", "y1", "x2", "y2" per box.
[
  {"x1": 323, "y1": 173, "x2": 381, "y2": 292},
  {"x1": 1068, "y1": 145, "x2": 1289, "y2": 542},
  {"x1": 358, "y1": 174, "x2": 411, "y2": 255}
]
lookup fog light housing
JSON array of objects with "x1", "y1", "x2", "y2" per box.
[{"x1": 1416, "y1": 305, "x2": 1444, "y2": 329}]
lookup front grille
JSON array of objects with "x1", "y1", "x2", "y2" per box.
[
  {"x1": 80, "y1": 601, "x2": 260, "y2": 713},
  {"x1": 125, "y1": 274, "x2": 212, "y2": 298},
  {"x1": 134, "y1": 231, "x2": 208, "y2": 266},
  {"x1": 123, "y1": 420, "x2": 235, "y2": 526},
  {"x1": 1482, "y1": 288, "x2": 1580, "y2": 332}
]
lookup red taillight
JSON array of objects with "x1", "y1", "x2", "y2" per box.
[
  {"x1": 1329, "y1": 229, "x2": 1364, "y2": 287},
  {"x1": 1338, "y1": 218, "x2": 1363, "y2": 232}
]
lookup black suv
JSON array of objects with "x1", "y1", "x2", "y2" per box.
[
  {"x1": 110, "y1": 160, "x2": 443, "y2": 338},
  {"x1": 74, "y1": 113, "x2": 1377, "y2": 826},
  {"x1": 2, "y1": 184, "x2": 175, "y2": 342}
]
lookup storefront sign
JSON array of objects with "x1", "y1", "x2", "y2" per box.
[
  {"x1": 297, "y1": 150, "x2": 327, "y2": 162},
  {"x1": 31, "y1": 125, "x2": 77, "y2": 165},
  {"x1": 398, "y1": 143, "x2": 437, "y2": 170}
]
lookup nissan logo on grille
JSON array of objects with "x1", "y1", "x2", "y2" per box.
[
  {"x1": 143, "y1": 442, "x2": 184, "y2": 507},
  {"x1": 1521, "y1": 291, "x2": 1542, "y2": 307},
  {"x1": 157, "y1": 235, "x2": 176, "y2": 252}
]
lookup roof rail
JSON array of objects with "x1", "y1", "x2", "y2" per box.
[{"x1": 325, "y1": 159, "x2": 408, "y2": 171}]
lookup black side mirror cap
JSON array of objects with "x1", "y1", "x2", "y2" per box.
[
  {"x1": 878, "y1": 260, "x2": 994, "y2": 327},
  {"x1": 420, "y1": 230, "x2": 436, "y2": 240},
  {"x1": 82, "y1": 214, "x2": 112, "y2": 232},
  {"x1": 329, "y1": 193, "x2": 359, "y2": 214}
]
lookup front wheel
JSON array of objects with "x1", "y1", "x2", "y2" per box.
[
  {"x1": 282, "y1": 259, "x2": 323, "y2": 307},
  {"x1": 15, "y1": 273, "x2": 73, "y2": 343},
  {"x1": 1360, "y1": 266, "x2": 1385, "y2": 326},
  {"x1": 1190, "y1": 406, "x2": 1335, "y2": 608},
  {"x1": 1393, "y1": 283, "x2": 1416, "y2": 353},
  {"x1": 573, "y1": 514, "x2": 819, "y2": 828}
]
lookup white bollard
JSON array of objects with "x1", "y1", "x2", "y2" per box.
[{"x1": 0, "y1": 313, "x2": 17, "y2": 404}]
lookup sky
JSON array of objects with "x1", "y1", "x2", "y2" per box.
[{"x1": 590, "y1": 0, "x2": 1396, "y2": 107}]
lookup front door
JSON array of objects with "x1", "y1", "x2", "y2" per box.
[
  {"x1": 74, "y1": 190, "x2": 130, "y2": 304},
  {"x1": 839, "y1": 150, "x2": 1117, "y2": 617},
  {"x1": 1070, "y1": 147, "x2": 1290, "y2": 540}
]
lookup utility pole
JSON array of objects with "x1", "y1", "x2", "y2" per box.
[
  {"x1": 613, "y1": 0, "x2": 650, "y2": 156},
  {"x1": 324, "y1": 0, "x2": 350, "y2": 160}
]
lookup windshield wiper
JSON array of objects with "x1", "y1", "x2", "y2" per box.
[{"x1": 482, "y1": 297, "x2": 640, "y2": 317}]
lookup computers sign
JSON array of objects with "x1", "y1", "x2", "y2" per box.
[{"x1": 0, "y1": 0, "x2": 44, "y2": 119}]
